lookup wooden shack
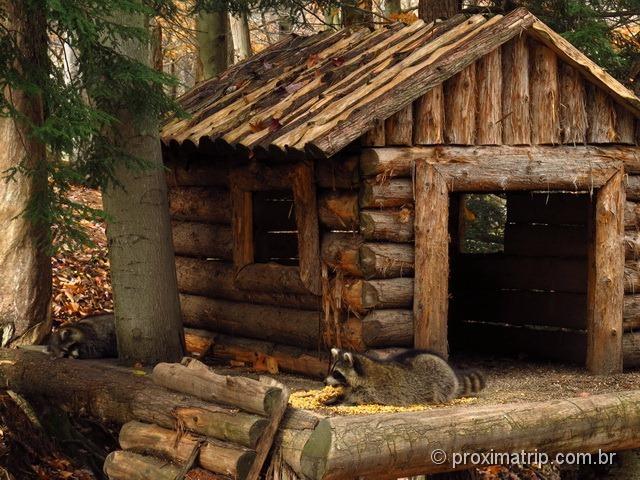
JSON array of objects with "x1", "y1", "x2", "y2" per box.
[{"x1": 161, "y1": 7, "x2": 640, "y2": 376}]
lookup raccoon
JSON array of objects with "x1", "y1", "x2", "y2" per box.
[
  {"x1": 325, "y1": 348, "x2": 485, "y2": 406},
  {"x1": 48, "y1": 314, "x2": 117, "y2": 359}
]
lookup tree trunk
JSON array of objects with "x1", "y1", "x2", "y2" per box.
[
  {"x1": 196, "y1": 11, "x2": 231, "y2": 81},
  {"x1": 0, "y1": 2, "x2": 51, "y2": 345},
  {"x1": 101, "y1": 13, "x2": 184, "y2": 364},
  {"x1": 384, "y1": 0, "x2": 401, "y2": 16},
  {"x1": 342, "y1": 0, "x2": 373, "y2": 27},
  {"x1": 418, "y1": 0, "x2": 461, "y2": 22},
  {"x1": 230, "y1": 13, "x2": 252, "y2": 62}
]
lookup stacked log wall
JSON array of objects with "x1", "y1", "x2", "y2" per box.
[
  {"x1": 355, "y1": 33, "x2": 640, "y2": 365},
  {"x1": 165, "y1": 151, "x2": 334, "y2": 360}
]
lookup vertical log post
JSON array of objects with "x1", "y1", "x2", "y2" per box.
[
  {"x1": 292, "y1": 162, "x2": 322, "y2": 295},
  {"x1": 529, "y1": 40, "x2": 560, "y2": 144},
  {"x1": 587, "y1": 86, "x2": 617, "y2": 144},
  {"x1": 559, "y1": 63, "x2": 587, "y2": 144},
  {"x1": 414, "y1": 161, "x2": 449, "y2": 357},
  {"x1": 385, "y1": 104, "x2": 413, "y2": 146},
  {"x1": 413, "y1": 86, "x2": 445, "y2": 145},
  {"x1": 476, "y1": 48, "x2": 502, "y2": 145},
  {"x1": 231, "y1": 188, "x2": 254, "y2": 270},
  {"x1": 362, "y1": 120, "x2": 386, "y2": 147},
  {"x1": 502, "y1": 36, "x2": 531, "y2": 145},
  {"x1": 587, "y1": 169, "x2": 624, "y2": 374},
  {"x1": 444, "y1": 64, "x2": 476, "y2": 145}
]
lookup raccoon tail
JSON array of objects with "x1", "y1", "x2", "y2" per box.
[{"x1": 455, "y1": 369, "x2": 486, "y2": 397}]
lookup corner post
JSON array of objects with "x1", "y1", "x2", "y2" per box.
[
  {"x1": 587, "y1": 168, "x2": 625, "y2": 374},
  {"x1": 413, "y1": 161, "x2": 450, "y2": 357}
]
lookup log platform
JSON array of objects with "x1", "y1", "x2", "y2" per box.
[{"x1": 3, "y1": 349, "x2": 640, "y2": 480}]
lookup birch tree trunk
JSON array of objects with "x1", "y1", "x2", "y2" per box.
[
  {"x1": 0, "y1": 1, "x2": 52, "y2": 345},
  {"x1": 196, "y1": 11, "x2": 232, "y2": 80},
  {"x1": 101, "y1": 11, "x2": 184, "y2": 364},
  {"x1": 230, "y1": 13, "x2": 252, "y2": 62}
]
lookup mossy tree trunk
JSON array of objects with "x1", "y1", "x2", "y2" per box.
[{"x1": 101, "y1": 11, "x2": 184, "y2": 365}]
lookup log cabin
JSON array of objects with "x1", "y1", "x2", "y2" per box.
[{"x1": 161, "y1": 7, "x2": 640, "y2": 381}]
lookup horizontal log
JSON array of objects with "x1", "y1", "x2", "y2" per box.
[
  {"x1": 179, "y1": 294, "x2": 320, "y2": 349},
  {"x1": 456, "y1": 254, "x2": 587, "y2": 293},
  {"x1": 625, "y1": 332, "x2": 640, "y2": 368},
  {"x1": 169, "y1": 187, "x2": 231, "y2": 224},
  {"x1": 360, "y1": 178, "x2": 413, "y2": 208},
  {"x1": 321, "y1": 233, "x2": 414, "y2": 278},
  {"x1": 0, "y1": 349, "x2": 267, "y2": 448},
  {"x1": 300, "y1": 390, "x2": 640, "y2": 479},
  {"x1": 342, "y1": 278, "x2": 413, "y2": 313},
  {"x1": 318, "y1": 191, "x2": 359, "y2": 230},
  {"x1": 361, "y1": 310, "x2": 413, "y2": 348},
  {"x1": 315, "y1": 154, "x2": 359, "y2": 190},
  {"x1": 119, "y1": 421, "x2": 255, "y2": 479},
  {"x1": 359, "y1": 243, "x2": 414, "y2": 278},
  {"x1": 202, "y1": 331, "x2": 329, "y2": 379},
  {"x1": 320, "y1": 233, "x2": 364, "y2": 276},
  {"x1": 230, "y1": 164, "x2": 297, "y2": 191},
  {"x1": 625, "y1": 261, "x2": 640, "y2": 294},
  {"x1": 626, "y1": 232, "x2": 640, "y2": 260},
  {"x1": 626, "y1": 201, "x2": 640, "y2": 230},
  {"x1": 627, "y1": 175, "x2": 640, "y2": 201},
  {"x1": 172, "y1": 221, "x2": 232, "y2": 259},
  {"x1": 165, "y1": 158, "x2": 229, "y2": 187},
  {"x1": 436, "y1": 148, "x2": 620, "y2": 191},
  {"x1": 504, "y1": 224, "x2": 587, "y2": 257},
  {"x1": 104, "y1": 450, "x2": 183, "y2": 480},
  {"x1": 359, "y1": 145, "x2": 635, "y2": 180},
  {"x1": 360, "y1": 209, "x2": 414, "y2": 242},
  {"x1": 624, "y1": 295, "x2": 640, "y2": 331},
  {"x1": 507, "y1": 191, "x2": 591, "y2": 225},
  {"x1": 175, "y1": 257, "x2": 320, "y2": 310},
  {"x1": 152, "y1": 362, "x2": 282, "y2": 416},
  {"x1": 234, "y1": 263, "x2": 313, "y2": 295},
  {"x1": 359, "y1": 148, "x2": 423, "y2": 178}
]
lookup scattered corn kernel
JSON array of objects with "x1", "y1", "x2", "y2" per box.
[{"x1": 289, "y1": 386, "x2": 478, "y2": 415}]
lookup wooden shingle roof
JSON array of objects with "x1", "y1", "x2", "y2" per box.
[{"x1": 161, "y1": 7, "x2": 640, "y2": 159}]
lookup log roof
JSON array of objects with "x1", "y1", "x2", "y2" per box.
[{"x1": 161, "y1": 7, "x2": 640, "y2": 159}]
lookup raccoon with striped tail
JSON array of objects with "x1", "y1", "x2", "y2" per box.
[{"x1": 325, "y1": 348, "x2": 485, "y2": 406}]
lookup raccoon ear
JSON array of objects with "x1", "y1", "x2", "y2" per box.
[
  {"x1": 59, "y1": 329, "x2": 70, "y2": 341},
  {"x1": 343, "y1": 352, "x2": 353, "y2": 366},
  {"x1": 331, "y1": 348, "x2": 339, "y2": 359}
]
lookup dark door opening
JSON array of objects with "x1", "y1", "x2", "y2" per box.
[{"x1": 449, "y1": 191, "x2": 593, "y2": 363}]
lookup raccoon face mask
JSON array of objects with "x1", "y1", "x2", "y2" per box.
[{"x1": 326, "y1": 348, "x2": 361, "y2": 387}]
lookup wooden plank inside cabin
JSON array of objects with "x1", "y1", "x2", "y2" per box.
[
  {"x1": 503, "y1": 224, "x2": 588, "y2": 257},
  {"x1": 452, "y1": 290, "x2": 587, "y2": 330},
  {"x1": 455, "y1": 254, "x2": 588, "y2": 293},
  {"x1": 506, "y1": 192, "x2": 591, "y2": 225},
  {"x1": 254, "y1": 232, "x2": 299, "y2": 264},
  {"x1": 451, "y1": 322, "x2": 586, "y2": 363}
]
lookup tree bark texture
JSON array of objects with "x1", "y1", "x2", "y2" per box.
[
  {"x1": 102, "y1": 12, "x2": 184, "y2": 364},
  {"x1": 0, "y1": 2, "x2": 51, "y2": 344}
]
